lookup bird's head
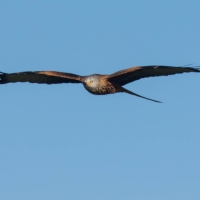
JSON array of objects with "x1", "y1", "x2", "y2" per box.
[
  {"x1": 85, "y1": 77, "x2": 94, "y2": 87},
  {"x1": 83, "y1": 75, "x2": 100, "y2": 92}
]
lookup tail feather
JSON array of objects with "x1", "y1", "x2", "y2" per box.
[{"x1": 120, "y1": 87, "x2": 162, "y2": 103}]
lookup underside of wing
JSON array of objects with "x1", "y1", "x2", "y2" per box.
[
  {"x1": 0, "y1": 71, "x2": 85, "y2": 84},
  {"x1": 107, "y1": 65, "x2": 200, "y2": 85}
]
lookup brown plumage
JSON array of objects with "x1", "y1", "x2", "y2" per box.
[{"x1": 0, "y1": 65, "x2": 199, "y2": 103}]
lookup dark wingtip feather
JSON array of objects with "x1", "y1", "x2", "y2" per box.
[{"x1": 0, "y1": 72, "x2": 7, "y2": 84}]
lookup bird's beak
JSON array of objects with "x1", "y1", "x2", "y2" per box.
[{"x1": 85, "y1": 81, "x2": 91, "y2": 86}]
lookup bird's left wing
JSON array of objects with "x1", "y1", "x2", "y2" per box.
[
  {"x1": 0, "y1": 71, "x2": 85, "y2": 84},
  {"x1": 107, "y1": 65, "x2": 200, "y2": 86}
]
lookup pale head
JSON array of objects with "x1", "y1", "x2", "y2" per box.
[{"x1": 83, "y1": 75, "x2": 100, "y2": 93}]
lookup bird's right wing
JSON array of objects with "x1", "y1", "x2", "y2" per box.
[
  {"x1": 107, "y1": 65, "x2": 200, "y2": 86},
  {"x1": 0, "y1": 71, "x2": 85, "y2": 84}
]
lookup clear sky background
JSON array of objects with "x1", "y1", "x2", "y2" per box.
[{"x1": 0, "y1": 1, "x2": 200, "y2": 200}]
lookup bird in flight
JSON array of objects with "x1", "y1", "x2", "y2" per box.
[{"x1": 0, "y1": 65, "x2": 199, "y2": 103}]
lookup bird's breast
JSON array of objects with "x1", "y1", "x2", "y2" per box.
[{"x1": 83, "y1": 82, "x2": 116, "y2": 95}]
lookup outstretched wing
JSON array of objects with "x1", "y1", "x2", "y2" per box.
[
  {"x1": 107, "y1": 65, "x2": 200, "y2": 86},
  {"x1": 0, "y1": 71, "x2": 85, "y2": 84}
]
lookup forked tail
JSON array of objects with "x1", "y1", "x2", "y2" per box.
[{"x1": 120, "y1": 87, "x2": 162, "y2": 103}]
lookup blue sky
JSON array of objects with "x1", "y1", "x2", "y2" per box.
[{"x1": 1, "y1": 1, "x2": 200, "y2": 200}]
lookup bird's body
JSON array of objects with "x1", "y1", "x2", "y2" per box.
[
  {"x1": 0, "y1": 65, "x2": 199, "y2": 103},
  {"x1": 83, "y1": 75, "x2": 118, "y2": 95}
]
